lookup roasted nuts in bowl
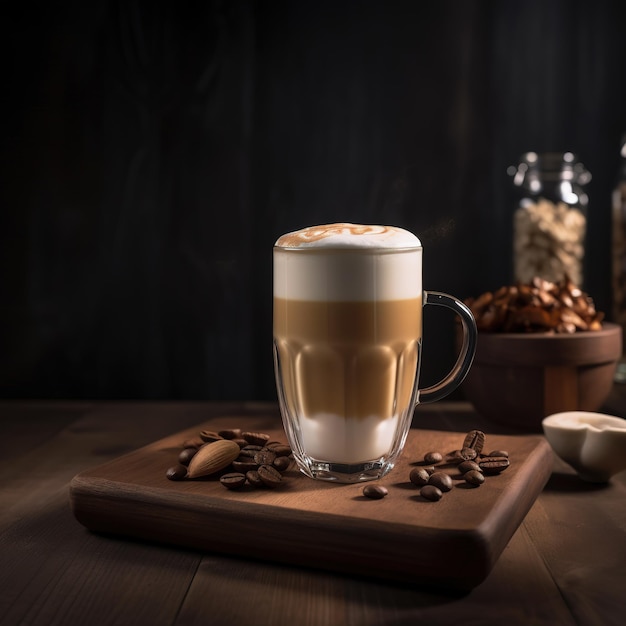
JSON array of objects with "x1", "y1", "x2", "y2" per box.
[
  {"x1": 460, "y1": 278, "x2": 621, "y2": 432},
  {"x1": 465, "y1": 276, "x2": 603, "y2": 334}
]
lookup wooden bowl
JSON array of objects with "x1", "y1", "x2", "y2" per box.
[{"x1": 460, "y1": 323, "x2": 622, "y2": 432}]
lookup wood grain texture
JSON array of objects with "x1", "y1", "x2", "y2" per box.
[
  {"x1": 70, "y1": 420, "x2": 552, "y2": 590},
  {"x1": 523, "y1": 458, "x2": 626, "y2": 626},
  {"x1": 2, "y1": 399, "x2": 626, "y2": 626},
  {"x1": 543, "y1": 365, "x2": 579, "y2": 415}
]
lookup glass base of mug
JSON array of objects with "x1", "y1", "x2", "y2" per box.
[{"x1": 295, "y1": 455, "x2": 393, "y2": 483}]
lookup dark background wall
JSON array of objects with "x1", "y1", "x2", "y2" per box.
[{"x1": 2, "y1": 0, "x2": 626, "y2": 401}]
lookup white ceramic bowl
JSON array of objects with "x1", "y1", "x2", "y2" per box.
[{"x1": 542, "y1": 411, "x2": 626, "y2": 482}]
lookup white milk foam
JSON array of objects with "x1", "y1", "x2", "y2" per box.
[
  {"x1": 275, "y1": 223, "x2": 421, "y2": 249},
  {"x1": 274, "y1": 223, "x2": 422, "y2": 301}
]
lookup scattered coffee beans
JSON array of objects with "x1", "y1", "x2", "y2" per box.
[
  {"x1": 243, "y1": 431, "x2": 271, "y2": 446},
  {"x1": 246, "y1": 470, "x2": 263, "y2": 487},
  {"x1": 167, "y1": 426, "x2": 293, "y2": 490},
  {"x1": 447, "y1": 447, "x2": 477, "y2": 464},
  {"x1": 273, "y1": 456, "x2": 291, "y2": 472},
  {"x1": 464, "y1": 470, "x2": 485, "y2": 486},
  {"x1": 220, "y1": 473, "x2": 247, "y2": 490},
  {"x1": 409, "y1": 467, "x2": 430, "y2": 487},
  {"x1": 462, "y1": 429, "x2": 485, "y2": 454},
  {"x1": 428, "y1": 472, "x2": 453, "y2": 492},
  {"x1": 268, "y1": 444, "x2": 292, "y2": 457},
  {"x1": 424, "y1": 451, "x2": 443, "y2": 464},
  {"x1": 479, "y1": 457, "x2": 510, "y2": 474},
  {"x1": 409, "y1": 429, "x2": 513, "y2": 502},
  {"x1": 363, "y1": 484, "x2": 388, "y2": 499},
  {"x1": 218, "y1": 428, "x2": 242, "y2": 440},
  {"x1": 487, "y1": 450, "x2": 509, "y2": 458},
  {"x1": 458, "y1": 460, "x2": 481, "y2": 474},
  {"x1": 178, "y1": 447, "x2": 198, "y2": 466},
  {"x1": 239, "y1": 445, "x2": 263, "y2": 458},
  {"x1": 166, "y1": 465, "x2": 188, "y2": 481},
  {"x1": 232, "y1": 458, "x2": 259, "y2": 472},
  {"x1": 460, "y1": 447, "x2": 478, "y2": 461},
  {"x1": 254, "y1": 449, "x2": 277, "y2": 466},
  {"x1": 257, "y1": 464, "x2": 282, "y2": 488},
  {"x1": 420, "y1": 485, "x2": 443, "y2": 501},
  {"x1": 169, "y1": 426, "x2": 513, "y2": 506},
  {"x1": 199, "y1": 430, "x2": 222, "y2": 443}
]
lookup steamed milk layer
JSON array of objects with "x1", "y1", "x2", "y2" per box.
[{"x1": 274, "y1": 224, "x2": 422, "y2": 465}]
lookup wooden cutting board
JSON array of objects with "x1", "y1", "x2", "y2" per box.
[{"x1": 70, "y1": 418, "x2": 553, "y2": 590}]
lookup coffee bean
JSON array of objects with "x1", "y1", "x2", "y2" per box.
[
  {"x1": 257, "y1": 464, "x2": 282, "y2": 487},
  {"x1": 462, "y1": 429, "x2": 486, "y2": 454},
  {"x1": 447, "y1": 450, "x2": 465, "y2": 464},
  {"x1": 232, "y1": 458, "x2": 259, "y2": 472},
  {"x1": 232, "y1": 438, "x2": 249, "y2": 448},
  {"x1": 273, "y1": 456, "x2": 291, "y2": 472},
  {"x1": 182, "y1": 437, "x2": 204, "y2": 449},
  {"x1": 488, "y1": 450, "x2": 509, "y2": 458},
  {"x1": 420, "y1": 485, "x2": 443, "y2": 501},
  {"x1": 423, "y1": 466, "x2": 437, "y2": 475},
  {"x1": 409, "y1": 467, "x2": 430, "y2": 486},
  {"x1": 267, "y1": 444, "x2": 292, "y2": 457},
  {"x1": 178, "y1": 447, "x2": 198, "y2": 466},
  {"x1": 458, "y1": 460, "x2": 481, "y2": 474},
  {"x1": 199, "y1": 430, "x2": 223, "y2": 443},
  {"x1": 242, "y1": 431, "x2": 271, "y2": 446},
  {"x1": 445, "y1": 447, "x2": 477, "y2": 463},
  {"x1": 460, "y1": 447, "x2": 477, "y2": 461},
  {"x1": 363, "y1": 484, "x2": 388, "y2": 499},
  {"x1": 254, "y1": 448, "x2": 277, "y2": 466},
  {"x1": 239, "y1": 445, "x2": 264, "y2": 457},
  {"x1": 424, "y1": 451, "x2": 443, "y2": 464},
  {"x1": 218, "y1": 428, "x2": 242, "y2": 440},
  {"x1": 246, "y1": 470, "x2": 263, "y2": 488},
  {"x1": 220, "y1": 472, "x2": 247, "y2": 490},
  {"x1": 464, "y1": 470, "x2": 485, "y2": 486},
  {"x1": 166, "y1": 465, "x2": 188, "y2": 481},
  {"x1": 428, "y1": 471, "x2": 453, "y2": 492},
  {"x1": 479, "y1": 456, "x2": 510, "y2": 474}
]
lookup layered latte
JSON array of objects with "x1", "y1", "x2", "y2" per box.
[{"x1": 273, "y1": 224, "x2": 423, "y2": 478}]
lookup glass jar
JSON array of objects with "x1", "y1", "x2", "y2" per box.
[
  {"x1": 612, "y1": 136, "x2": 626, "y2": 381},
  {"x1": 509, "y1": 152, "x2": 591, "y2": 287}
]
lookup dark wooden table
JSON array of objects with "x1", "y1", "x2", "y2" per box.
[{"x1": 2, "y1": 390, "x2": 626, "y2": 626}]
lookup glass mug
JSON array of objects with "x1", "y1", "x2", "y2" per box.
[{"x1": 273, "y1": 223, "x2": 477, "y2": 483}]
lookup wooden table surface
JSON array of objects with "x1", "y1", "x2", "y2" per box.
[{"x1": 2, "y1": 390, "x2": 626, "y2": 626}]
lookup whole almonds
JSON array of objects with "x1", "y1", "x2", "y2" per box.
[{"x1": 187, "y1": 439, "x2": 241, "y2": 478}]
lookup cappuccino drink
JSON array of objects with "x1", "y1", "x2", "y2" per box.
[
  {"x1": 274, "y1": 223, "x2": 422, "y2": 481},
  {"x1": 273, "y1": 223, "x2": 476, "y2": 482}
]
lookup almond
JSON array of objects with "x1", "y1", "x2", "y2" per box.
[{"x1": 187, "y1": 439, "x2": 241, "y2": 478}]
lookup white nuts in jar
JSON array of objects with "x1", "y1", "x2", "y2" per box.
[{"x1": 514, "y1": 199, "x2": 586, "y2": 286}]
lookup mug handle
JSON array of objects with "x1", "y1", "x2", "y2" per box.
[{"x1": 417, "y1": 291, "x2": 477, "y2": 404}]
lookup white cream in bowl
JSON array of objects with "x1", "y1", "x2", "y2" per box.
[{"x1": 542, "y1": 411, "x2": 626, "y2": 482}]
